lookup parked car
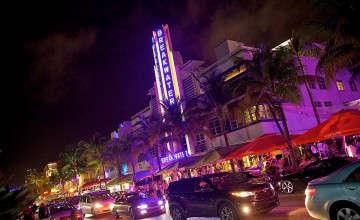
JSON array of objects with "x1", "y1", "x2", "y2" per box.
[
  {"x1": 305, "y1": 159, "x2": 360, "y2": 220},
  {"x1": 277, "y1": 157, "x2": 357, "y2": 194},
  {"x1": 110, "y1": 191, "x2": 165, "y2": 219},
  {"x1": 237, "y1": 170, "x2": 278, "y2": 189},
  {"x1": 65, "y1": 195, "x2": 81, "y2": 209},
  {"x1": 165, "y1": 172, "x2": 279, "y2": 220},
  {"x1": 79, "y1": 190, "x2": 115, "y2": 217},
  {"x1": 46, "y1": 202, "x2": 83, "y2": 220}
]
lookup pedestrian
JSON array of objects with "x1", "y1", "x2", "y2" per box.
[
  {"x1": 162, "y1": 179, "x2": 168, "y2": 195},
  {"x1": 23, "y1": 207, "x2": 35, "y2": 220},
  {"x1": 38, "y1": 202, "x2": 48, "y2": 220},
  {"x1": 310, "y1": 144, "x2": 319, "y2": 158},
  {"x1": 156, "y1": 180, "x2": 162, "y2": 199},
  {"x1": 345, "y1": 141, "x2": 358, "y2": 158}
]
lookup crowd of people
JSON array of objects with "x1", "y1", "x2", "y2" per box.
[{"x1": 134, "y1": 179, "x2": 169, "y2": 199}]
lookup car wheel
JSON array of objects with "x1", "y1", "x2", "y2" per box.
[
  {"x1": 129, "y1": 207, "x2": 137, "y2": 219},
  {"x1": 281, "y1": 180, "x2": 295, "y2": 194},
  {"x1": 330, "y1": 203, "x2": 360, "y2": 220},
  {"x1": 219, "y1": 203, "x2": 238, "y2": 220},
  {"x1": 91, "y1": 208, "x2": 96, "y2": 217},
  {"x1": 113, "y1": 210, "x2": 120, "y2": 219},
  {"x1": 171, "y1": 206, "x2": 186, "y2": 220}
]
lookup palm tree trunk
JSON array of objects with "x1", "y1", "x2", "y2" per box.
[
  {"x1": 277, "y1": 102, "x2": 299, "y2": 172},
  {"x1": 266, "y1": 101, "x2": 284, "y2": 134},
  {"x1": 297, "y1": 55, "x2": 321, "y2": 124},
  {"x1": 219, "y1": 110, "x2": 236, "y2": 173},
  {"x1": 157, "y1": 145, "x2": 162, "y2": 171},
  {"x1": 128, "y1": 154, "x2": 137, "y2": 186},
  {"x1": 102, "y1": 165, "x2": 107, "y2": 187}
]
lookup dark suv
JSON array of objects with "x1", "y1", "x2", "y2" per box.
[{"x1": 165, "y1": 172, "x2": 280, "y2": 220}]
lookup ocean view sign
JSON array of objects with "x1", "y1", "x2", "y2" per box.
[{"x1": 160, "y1": 150, "x2": 189, "y2": 164}]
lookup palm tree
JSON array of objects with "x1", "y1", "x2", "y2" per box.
[
  {"x1": 306, "y1": 0, "x2": 360, "y2": 82},
  {"x1": 78, "y1": 133, "x2": 112, "y2": 188},
  {"x1": 133, "y1": 112, "x2": 168, "y2": 171},
  {"x1": 192, "y1": 71, "x2": 237, "y2": 172},
  {"x1": 59, "y1": 144, "x2": 86, "y2": 195},
  {"x1": 235, "y1": 44, "x2": 302, "y2": 171},
  {"x1": 288, "y1": 33, "x2": 322, "y2": 124},
  {"x1": 112, "y1": 131, "x2": 139, "y2": 186}
]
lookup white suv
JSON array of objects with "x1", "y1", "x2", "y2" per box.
[{"x1": 79, "y1": 190, "x2": 115, "y2": 217}]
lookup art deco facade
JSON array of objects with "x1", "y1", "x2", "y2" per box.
[{"x1": 111, "y1": 26, "x2": 360, "y2": 175}]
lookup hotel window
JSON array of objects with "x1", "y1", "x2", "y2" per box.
[
  {"x1": 308, "y1": 81, "x2": 316, "y2": 89},
  {"x1": 257, "y1": 104, "x2": 271, "y2": 119},
  {"x1": 230, "y1": 120, "x2": 243, "y2": 130},
  {"x1": 336, "y1": 80, "x2": 345, "y2": 91},
  {"x1": 349, "y1": 81, "x2": 357, "y2": 91},
  {"x1": 318, "y1": 78, "x2": 326, "y2": 90},
  {"x1": 314, "y1": 101, "x2": 322, "y2": 107},
  {"x1": 149, "y1": 147, "x2": 157, "y2": 157},
  {"x1": 195, "y1": 133, "x2": 205, "y2": 145},
  {"x1": 181, "y1": 136, "x2": 187, "y2": 151},
  {"x1": 324, "y1": 101, "x2": 332, "y2": 107},
  {"x1": 210, "y1": 118, "x2": 222, "y2": 136}
]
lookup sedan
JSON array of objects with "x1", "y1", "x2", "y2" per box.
[
  {"x1": 47, "y1": 202, "x2": 84, "y2": 219},
  {"x1": 305, "y1": 159, "x2": 360, "y2": 220},
  {"x1": 278, "y1": 157, "x2": 357, "y2": 194},
  {"x1": 110, "y1": 192, "x2": 165, "y2": 219}
]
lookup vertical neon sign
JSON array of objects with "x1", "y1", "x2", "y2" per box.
[{"x1": 152, "y1": 25, "x2": 180, "y2": 106}]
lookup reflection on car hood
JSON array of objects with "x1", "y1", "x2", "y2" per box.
[
  {"x1": 128, "y1": 197, "x2": 160, "y2": 206},
  {"x1": 50, "y1": 210, "x2": 72, "y2": 218},
  {"x1": 280, "y1": 173, "x2": 300, "y2": 180},
  {"x1": 221, "y1": 181, "x2": 269, "y2": 191}
]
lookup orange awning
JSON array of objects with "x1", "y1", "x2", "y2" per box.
[
  {"x1": 293, "y1": 109, "x2": 360, "y2": 145},
  {"x1": 225, "y1": 133, "x2": 301, "y2": 159}
]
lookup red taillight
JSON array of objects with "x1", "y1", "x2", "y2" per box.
[{"x1": 305, "y1": 188, "x2": 316, "y2": 196}]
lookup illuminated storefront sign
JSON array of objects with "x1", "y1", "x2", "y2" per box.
[
  {"x1": 160, "y1": 150, "x2": 189, "y2": 164},
  {"x1": 152, "y1": 25, "x2": 180, "y2": 106}
]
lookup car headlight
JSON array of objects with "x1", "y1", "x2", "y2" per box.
[
  {"x1": 109, "y1": 203, "x2": 115, "y2": 210},
  {"x1": 158, "y1": 200, "x2": 164, "y2": 205},
  {"x1": 94, "y1": 203, "x2": 103, "y2": 208},
  {"x1": 231, "y1": 191, "x2": 254, "y2": 197},
  {"x1": 137, "y1": 204, "x2": 148, "y2": 209}
]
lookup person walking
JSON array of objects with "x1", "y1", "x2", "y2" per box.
[
  {"x1": 23, "y1": 207, "x2": 35, "y2": 220},
  {"x1": 38, "y1": 203, "x2": 48, "y2": 220}
]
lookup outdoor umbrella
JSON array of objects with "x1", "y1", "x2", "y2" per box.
[
  {"x1": 293, "y1": 109, "x2": 360, "y2": 145},
  {"x1": 225, "y1": 133, "x2": 301, "y2": 160}
]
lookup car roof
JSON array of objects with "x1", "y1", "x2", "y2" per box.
[
  {"x1": 310, "y1": 159, "x2": 360, "y2": 184},
  {"x1": 85, "y1": 190, "x2": 110, "y2": 196}
]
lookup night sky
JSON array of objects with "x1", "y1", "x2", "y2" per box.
[{"x1": 2, "y1": 0, "x2": 315, "y2": 186}]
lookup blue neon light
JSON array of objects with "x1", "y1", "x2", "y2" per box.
[{"x1": 155, "y1": 28, "x2": 176, "y2": 106}]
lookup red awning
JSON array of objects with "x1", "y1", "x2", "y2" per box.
[
  {"x1": 293, "y1": 109, "x2": 360, "y2": 145},
  {"x1": 226, "y1": 133, "x2": 301, "y2": 159},
  {"x1": 80, "y1": 178, "x2": 111, "y2": 189}
]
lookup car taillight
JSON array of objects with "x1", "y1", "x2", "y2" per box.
[{"x1": 305, "y1": 188, "x2": 316, "y2": 196}]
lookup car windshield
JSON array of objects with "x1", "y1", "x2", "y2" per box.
[
  {"x1": 49, "y1": 203, "x2": 75, "y2": 214},
  {"x1": 204, "y1": 173, "x2": 248, "y2": 187},
  {"x1": 126, "y1": 192, "x2": 148, "y2": 201},
  {"x1": 91, "y1": 193, "x2": 111, "y2": 201},
  {"x1": 66, "y1": 197, "x2": 80, "y2": 204}
]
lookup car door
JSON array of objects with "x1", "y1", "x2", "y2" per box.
[
  {"x1": 341, "y1": 167, "x2": 360, "y2": 202},
  {"x1": 115, "y1": 195, "x2": 129, "y2": 215},
  {"x1": 79, "y1": 196, "x2": 88, "y2": 214},
  {"x1": 187, "y1": 179, "x2": 215, "y2": 217},
  {"x1": 298, "y1": 161, "x2": 325, "y2": 189}
]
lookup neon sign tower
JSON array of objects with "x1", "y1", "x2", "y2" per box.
[{"x1": 152, "y1": 24, "x2": 181, "y2": 110}]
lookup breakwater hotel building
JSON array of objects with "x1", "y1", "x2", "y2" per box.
[{"x1": 109, "y1": 24, "x2": 360, "y2": 183}]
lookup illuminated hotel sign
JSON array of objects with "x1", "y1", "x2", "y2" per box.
[
  {"x1": 160, "y1": 150, "x2": 189, "y2": 164},
  {"x1": 152, "y1": 24, "x2": 180, "y2": 107}
]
